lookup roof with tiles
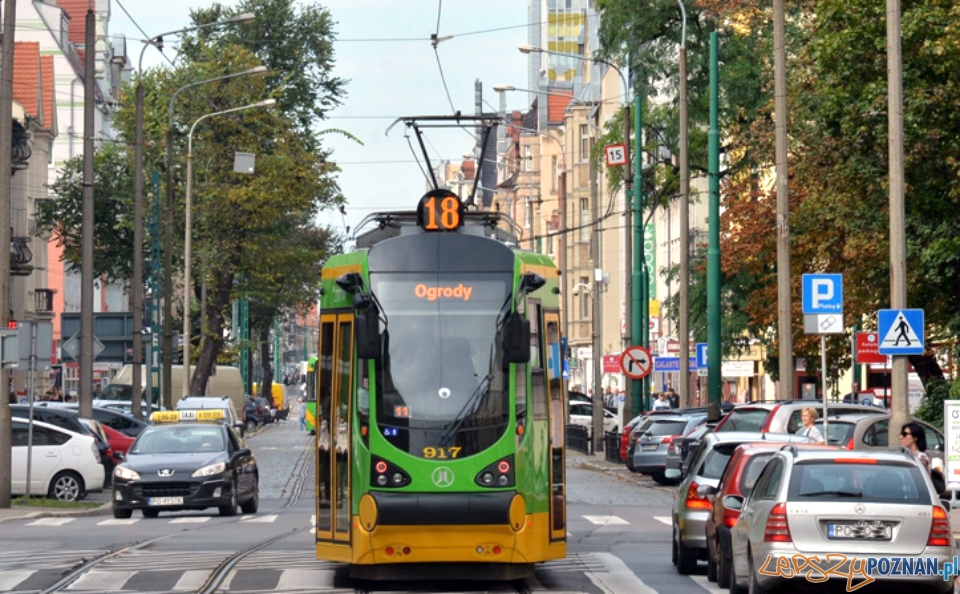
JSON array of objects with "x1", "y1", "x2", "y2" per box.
[
  {"x1": 12, "y1": 42, "x2": 41, "y2": 119},
  {"x1": 546, "y1": 89, "x2": 573, "y2": 124},
  {"x1": 57, "y1": 0, "x2": 90, "y2": 48},
  {"x1": 41, "y1": 56, "x2": 56, "y2": 131}
]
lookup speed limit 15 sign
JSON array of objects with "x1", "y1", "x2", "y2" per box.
[{"x1": 605, "y1": 143, "x2": 627, "y2": 167}]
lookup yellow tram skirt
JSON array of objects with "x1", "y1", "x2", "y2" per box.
[{"x1": 316, "y1": 512, "x2": 565, "y2": 565}]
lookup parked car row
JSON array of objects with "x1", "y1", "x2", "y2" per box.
[{"x1": 629, "y1": 399, "x2": 958, "y2": 592}]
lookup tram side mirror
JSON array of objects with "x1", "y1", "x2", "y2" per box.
[
  {"x1": 503, "y1": 312, "x2": 530, "y2": 365},
  {"x1": 355, "y1": 306, "x2": 381, "y2": 361}
]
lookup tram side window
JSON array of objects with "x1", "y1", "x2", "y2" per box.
[{"x1": 530, "y1": 303, "x2": 548, "y2": 421}]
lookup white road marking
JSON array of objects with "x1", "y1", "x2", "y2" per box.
[
  {"x1": 276, "y1": 569, "x2": 337, "y2": 590},
  {"x1": 66, "y1": 570, "x2": 136, "y2": 591},
  {"x1": 97, "y1": 519, "x2": 139, "y2": 526},
  {"x1": 583, "y1": 515, "x2": 629, "y2": 525},
  {"x1": 172, "y1": 570, "x2": 210, "y2": 591},
  {"x1": 240, "y1": 514, "x2": 278, "y2": 523},
  {"x1": 584, "y1": 552, "x2": 658, "y2": 594},
  {"x1": 0, "y1": 570, "x2": 35, "y2": 590},
  {"x1": 690, "y1": 575, "x2": 727, "y2": 592},
  {"x1": 653, "y1": 516, "x2": 672, "y2": 526},
  {"x1": 169, "y1": 517, "x2": 210, "y2": 523},
  {"x1": 26, "y1": 518, "x2": 75, "y2": 526}
]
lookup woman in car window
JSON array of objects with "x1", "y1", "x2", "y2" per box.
[{"x1": 798, "y1": 407, "x2": 824, "y2": 444}]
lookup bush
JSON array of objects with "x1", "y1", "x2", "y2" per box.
[{"x1": 914, "y1": 379, "x2": 960, "y2": 430}]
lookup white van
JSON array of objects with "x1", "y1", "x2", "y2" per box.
[{"x1": 98, "y1": 365, "x2": 245, "y2": 420}]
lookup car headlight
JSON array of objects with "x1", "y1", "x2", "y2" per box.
[
  {"x1": 192, "y1": 462, "x2": 227, "y2": 478},
  {"x1": 114, "y1": 466, "x2": 140, "y2": 480}
]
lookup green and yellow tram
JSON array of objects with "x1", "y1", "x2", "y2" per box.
[{"x1": 313, "y1": 189, "x2": 567, "y2": 579}]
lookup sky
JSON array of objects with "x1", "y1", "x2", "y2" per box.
[{"x1": 109, "y1": 0, "x2": 533, "y2": 242}]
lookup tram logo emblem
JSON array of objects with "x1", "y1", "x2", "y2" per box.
[
  {"x1": 432, "y1": 467, "x2": 455, "y2": 488},
  {"x1": 438, "y1": 387, "x2": 451, "y2": 399}
]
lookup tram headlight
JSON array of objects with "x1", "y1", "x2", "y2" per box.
[
  {"x1": 377, "y1": 475, "x2": 388, "y2": 486},
  {"x1": 392, "y1": 473, "x2": 404, "y2": 484},
  {"x1": 497, "y1": 475, "x2": 509, "y2": 486},
  {"x1": 481, "y1": 472, "x2": 494, "y2": 485},
  {"x1": 370, "y1": 456, "x2": 411, "y2": 488}
]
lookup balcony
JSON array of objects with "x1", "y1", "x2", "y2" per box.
[{"x1": 10, "y1": 236, "x2": 33, "y2": 276}]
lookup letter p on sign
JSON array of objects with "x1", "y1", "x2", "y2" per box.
[{"x1": 802, "y1": 273, "x2": 843, "y2": 314}]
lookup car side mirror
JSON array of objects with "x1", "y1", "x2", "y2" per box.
[
  {"x1": 502, "y1": 312, "x2": 530, "y2": 365},
  {"x1": 236, "y1": 448, "x2": 251, "y2": 457},
  {"x1": 697, "y1": 484, "x2": 718, "y2": 498},
  {"x1": 722, "y1": 494, "x2": 744, "y2": 511},
  {"x1": 113, "y1": 452, "x2": 124, "y2": 461},
  {"x1": 940, "y1": 499, "x2": 951, "y2": 512}
]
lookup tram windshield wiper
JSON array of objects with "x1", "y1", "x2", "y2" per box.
[{"x1": 437, "y1": 373, "x2": 493, "y2": 448}]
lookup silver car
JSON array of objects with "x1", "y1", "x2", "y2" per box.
[
  {"x1": 729, "y1": 448, "x2": 955, "y2": 594},
  {"x1": 633, "y1": 414, "x2": 706, "y2": 485},
  {"x1": 672, "y1": 431, "x2": 814, "y2": 575},
  {"x1": 815, "y1": 414, "x2": 944, "y2": 462}
]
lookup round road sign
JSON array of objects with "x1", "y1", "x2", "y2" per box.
[{"x1": 620, "y1": 346, "x2": 652, "y2": 380}]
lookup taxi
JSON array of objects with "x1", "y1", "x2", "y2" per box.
[{"x1": 111, "y1": 409, "x2": 259, "y2": 519}]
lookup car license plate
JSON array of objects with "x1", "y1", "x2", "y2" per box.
[
  {"x1": 827, "y1": 522, "x2": 892, "y2": 540},
  {"x1": 148, "y1": 497, "x2": 183, "y2": 506},
  {"x1": 642, "y1": 444, "x2": 658, "y2": 451}
]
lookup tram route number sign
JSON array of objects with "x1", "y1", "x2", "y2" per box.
[
  {"x1": 417, "y1": 189, "x2": 464, "y2": 232},
  {"x1": 620, "y1": 345, "x2": 652, "y2": 380},
  {"x1": 605, "y1": 144, "x2": 627, "y2": 167}
]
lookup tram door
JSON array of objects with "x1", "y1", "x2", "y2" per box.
[
  {"x1": 544, "y1": 310, "x2": 566, "y2": 541},
  {"x1": 316, "y1": 313, "x2": 353, "y2": 545}
]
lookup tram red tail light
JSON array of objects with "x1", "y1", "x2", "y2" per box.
[
  {"x1": 375, "y1": 461, "x2": 388, "y2": 474},
  {"x1": 370, "y1": 456, "x2": 411, "y2": 488},
  {"x1": 497, "y1": 461, "x2": 510, "y2": 473},
  {"x1": 402, "y1": 546, "x2": 411, "y2": 555},
  {"x1": 493, "y1": 546, "x2": 502, "y2": 555},
  {"x1": 384, "y1": 546, "x2": 394, "y2": 556}
]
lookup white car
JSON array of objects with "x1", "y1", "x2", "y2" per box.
[
  {"x1": 11, "y1": 417, "x2": 105, "y2": 501},
  {"x1": 569, "y1": 400, "x2": 620, "y2": 436}
]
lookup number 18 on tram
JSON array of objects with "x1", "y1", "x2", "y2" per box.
[{"x1": 313, "y1": 190, "x2": 567, "y2": 579}]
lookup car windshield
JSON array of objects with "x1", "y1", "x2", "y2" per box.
[
  {"x1": 131, "y1": 426, "x2": 225, "y2": 454},
  {"x1": 644, "y1": 420, "x2": 687, "y2": 437},
  {"x1": 716, "y1": 408, "x2": 769, "y2": 432},
  {"x1": 789, "y1": 460, "x2": 931, "y2": 504},
  {"x1": 739, "y1": 453, "x2": 776, "y2": 496},
  {"x1": 813, "y1": 420, "x2": 856, "y2": 446}
]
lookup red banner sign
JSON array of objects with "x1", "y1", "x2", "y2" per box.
[
  {"x1": 602, "y1": 355, "x2": 621, "y2": 373},
  {"x1": 856, "y1": 332, "x2": 887, "y2": 365}
]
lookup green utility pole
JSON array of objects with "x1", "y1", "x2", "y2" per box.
[
  {"x1": 631, "y1": 91, "x2": 646, "y2": 413},
  {"x1": 239, "y1": 290, "x2": 250, "y2": 395},
  {"x1": 707, "y1": 32, "x2": 722, "y2": 420},
  {"x1": 273, "y1": 316, "x2": 281, "y2": 386},
  {"x1": 149, "y1": 172, "x2": 162, "y2": 410}
]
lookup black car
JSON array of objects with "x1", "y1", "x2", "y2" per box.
[
  {"x1": 10, "y1": 405, "x2": 113, "y2": 483},
  {"x1": 244, "y1": 398, "x2": 266, "y2": 431},
  {"x1": 37, "y1": 403, "x2": 149, "y2": 437},
  {"x1": 112, "y1": 423, "x2": 259, "y2": 519}
]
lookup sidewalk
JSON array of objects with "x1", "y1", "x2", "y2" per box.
[
  {"x1": 0, "y1": 501, "x2": 111, "y2": 523},
  {"x1": 567, "y1": 447, "x2": 677, "y2": 493}
]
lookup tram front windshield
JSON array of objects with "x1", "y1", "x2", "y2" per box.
[{"x1": 371, "y1": 273, "x2": 512, "y2": 457}]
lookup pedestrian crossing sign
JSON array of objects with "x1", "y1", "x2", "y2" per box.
[{"x1": 877, "y1": 309, "x2": 924, "y2": 355}]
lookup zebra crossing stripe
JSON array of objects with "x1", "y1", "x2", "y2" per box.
[
  {"x1": 97, "y1": 519, "x2": 139, "y2": 526},
  {"x1": 583, "y1": 515, "x2": 629, "y2": 525},
  {"x1": 240, "y1": 514, "x2": 278, "y2": 523},
  {"x1": 584, "y1": 552, "x2": 658, "y2": 594},
  {"x1": 172, "y1": 570, "x2": 210, "y2": 591},
  {"x1": 275, "y1": 569, "x2": 337, "y2": 590},
  {"x1": 0, "y1": 570, "x2": 35, "y2": 590},
  {"x1": 653, "y1": 516, "x2": 672, "y2": 526},
  {"x1": 65, "y1": 570, "x2": 137, "y2": 591},
  {"x1": 169, "y1": 517, "x2": 210, "y2": 523},
  {"x1": 26, "y1": 518, "x2": 75, "y2": 526}
]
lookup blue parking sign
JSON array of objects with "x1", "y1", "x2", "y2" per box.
[
  {"x1": 802, "y1": 274, "x2": 843, "y2": 314},
  {"x1": 696, "y1": 343, "x2": 708, "y2": 369}
]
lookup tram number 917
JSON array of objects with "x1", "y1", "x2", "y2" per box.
[{"x1": 423, "y1": 446, "x2": 462, "y2": 459}]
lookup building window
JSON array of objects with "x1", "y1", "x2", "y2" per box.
[
  {"x1": 547, "y1": 225, "x2": 554, "y2": 258},
  {"x1": 580, "y1": 198, "x2": 590, "y2": 242},
  {"x1": 551, "y1": 156, "x2": 558, "y2": 192},
  {"x1": 579, "y1": 276, "x2": 589, "y2": 320},
  {"x1": 579, "y1": 124, "x2": 589, "y2": 162},
  {"x1": 523, "y1": 145, "x2": 533, "y2": 172},
  {"x1": 525, "y1": 197, "x2": 532, "y2": 229}
]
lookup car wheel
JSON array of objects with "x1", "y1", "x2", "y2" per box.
[
  {"x1": 718, "y1": 535, "x2": 732, "y2": 589},
  {"x1": 245, "y1": 420, "x2": 257, "y2": 434},
  {"x1": 671, "y1": 527, "x2": 678, "y2": 566},
  {"x1": 48, "y1": 471, "x2": 83, "y2": 502},
  {"x1": 112, "y1": 506, "x2": 133, "y2": 519},
  {"x1": 219, "y1": 482, "x2": 239, "y2": 516},
  {"x1": 729, "y1": 548, "x2": 748, "y2": 594},
  {"x1": 748, "y1": 554, "x2": 769, "y2": 594},
  {"x1": 676, "y1": 537, "x2": 698, "y2": 575},
  {"x1": 142, "y1": 508, "x2": 159, "y2": 518},
  {"x1": 240, "y1": 479, "x2": 259, "y2": 514}
]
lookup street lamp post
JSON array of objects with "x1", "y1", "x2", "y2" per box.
[
  {"x1": 133, "y1": 13, "x2": 255, "y2": 419},
  {"x1": 676, "y1": 0, "x2": 691, "y2": 409},
  {"x1": 163, "y1": 66, "x2": 267, "y2": 409},
  {"x1": 182, "y1": 99, "x2": 276, "y2": 397}
]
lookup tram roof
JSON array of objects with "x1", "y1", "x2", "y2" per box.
[{"x1": 352, "y1": 209, "x2": 523, "y2": 250}]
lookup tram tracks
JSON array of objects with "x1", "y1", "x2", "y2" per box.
[{"x1": 36, "y1": 431, "x2": 313, "y2": 594}]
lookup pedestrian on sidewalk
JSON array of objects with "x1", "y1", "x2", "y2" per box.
[
  {"x1": 298, "y1": 397, "x2": 306, "y2": 431},
  {"x1": 652, "y1": 393, "x2": 671, "y2": 411}
]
